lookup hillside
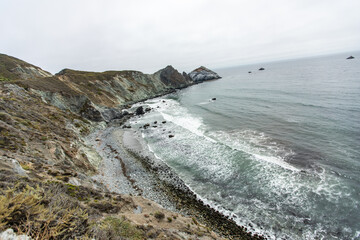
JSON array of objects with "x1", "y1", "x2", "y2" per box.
[
  {"x1": 0, "y1": 54, "x2": 52, "y2": 81},
  {"x1": 15, "y1": 65, "x2": 193, "y2": 122},
  {"x1": 0, "y1": 54, "x2": 262, "y2": 239}
]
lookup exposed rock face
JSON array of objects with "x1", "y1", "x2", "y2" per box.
[
  {"x1": 155, "y1": 65, "x2": 191, "y2": 88},
  {"x1": 8, "y1": 62, "x2": 192, "y2": 121},
  {"x1": 188, "y1": 66, "x2": 221, "y2": 82},
  {"x1": 347, "y1": 56, "x2": 355, "y2": 59}
]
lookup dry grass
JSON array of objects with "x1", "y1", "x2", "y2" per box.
[
  {"x1": 0, "y1": 184, "x2": 88, "y2": 239},
  {"x1": 89, "y1": 216, "x2": 145, "y2": 240}
]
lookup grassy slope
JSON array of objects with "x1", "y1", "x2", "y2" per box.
[{"x1": 0, "y1": 54, "x2": 51, "y2": 81}]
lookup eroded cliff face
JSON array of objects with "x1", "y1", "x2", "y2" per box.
[{"x1": 15, "y1": 64, "x2": 193, "y2": 122}]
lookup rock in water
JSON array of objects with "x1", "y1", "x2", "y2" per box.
[
  {"x1": 212, "y1": 98, "x2": 216, "y2": 101},
  {"x1": 259, "y1": 67, "x2": 265, "y2": 71},
  {"x1": 188, "y1": 66, "x2": 221, "y2": 82},
  {"x1": 347, "y1": 56, "x2": 355, "y2": 59},
  {"x1": 136, "y1": 106, "x2": 144, "y2": 115}
]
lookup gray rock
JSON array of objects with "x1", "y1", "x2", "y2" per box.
[
  {"x1": 157, "y1": 65, "x2": 192, "y2": 88},
  {"x1": 100, "y1": 107, "x2": 123, "y2": 122},
  {"x1": 347, "y1": 56, "x2": 355, "y2": 59},
  {"x1": 188, "y1": 66, "x2": 221, "y2": 82},
  {"x1": 0, "y1": 229, "x2": 32, "y2": 240},
  {"x1": 79, "y1": 99, "x2": 103, "y2": 122}
]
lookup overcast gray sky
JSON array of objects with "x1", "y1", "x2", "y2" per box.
[{"x1": 1, "y1": 0, "x2": 360, "y2": 74}]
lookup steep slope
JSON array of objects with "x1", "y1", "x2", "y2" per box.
[
  {"x1": 0, "y1": 83, "x2": 224, "y2": 240},
  {"x1": 15, "y1": 65, "x2": 193, "y2": 122},
  {"x1": 0, "y1": 59, "x2": 226, "y2": 239},
  {"x1": 0, "y1": 54, "x2": 52, "y2": 81},
  {"x1": 0, "y1": 54, "x2": 260, "y2": 240}
]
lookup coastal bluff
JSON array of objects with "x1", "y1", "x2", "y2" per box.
[{"x1": 0, "y1": 53, "x2": 262, "y2": 239}]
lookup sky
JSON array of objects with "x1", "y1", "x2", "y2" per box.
[{"x1": 1, "y1": 0, "x2": 360, "y2": 74}]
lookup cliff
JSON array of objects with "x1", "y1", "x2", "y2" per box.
[{"x1": 15, "y1": 63, "x2": 193, "y2": 122}]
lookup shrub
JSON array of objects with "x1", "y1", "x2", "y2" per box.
[
  {"x1": 154, "y1": 211, "x2": 165, "y2": 220},
  {"x1": 90, "y1": 216, "x2": 144, "y2": 240}
]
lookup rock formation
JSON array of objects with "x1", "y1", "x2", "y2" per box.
[
  {"x1": 11, "y1": 61, "x2": 193, "y2": 122},
  {"x1": 188, "y1": 66, "x2": 221, "y2": 82},
  {"x1": 347, "y1": 56, "x2": 355, "y2": 59}
]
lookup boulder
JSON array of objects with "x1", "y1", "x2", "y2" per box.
[
  {"x1": 101, "y1": 107, "x2": 124, "y2": 122},
  {"x1": 212, "y1": 98, "x2": 216, "y2": 101},
  {"x1": 168, "y1": 134, "x2": 174, "y2": 138},
  {"x1": 79, "y1": 99, "x2": 103, "y2": 122},
  {"x1": 188, "y1": 66, "x2": 221, "y2": 82},
  {"x1": 136, "y1": 106, "x2": 144, "y2": 115},
  {"x1": 259, "y1": 67, "x2": 265, "y2": 71},
  {"x1": 347, "y1": 56, "x2": 355, "y2": 59}
]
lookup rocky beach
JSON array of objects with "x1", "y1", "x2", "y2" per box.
[{"x1": 0, "y1": 53, "x2": 262, "y2": 239}]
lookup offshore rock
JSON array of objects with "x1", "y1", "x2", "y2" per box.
[
  {"x1": 347, "y1": 56, "x2": 355, "y2": 59},
  {"x1": 188, "y1": 66, "x2": 221, "y2": 82},
  {"x1": 259, "y1": 67, "x2": 265, "y2": 71}
]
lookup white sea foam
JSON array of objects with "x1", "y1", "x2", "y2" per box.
[
  {"x1": 131, "y1": 97, "x2": 357, "y2": 240},
  {"x1": 209, "y1": 130, "x2": 298, "y2": 171}
]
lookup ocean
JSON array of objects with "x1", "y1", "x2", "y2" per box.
[{"x1": 130, "y1": 52, "x2": 360, "y2": 239}]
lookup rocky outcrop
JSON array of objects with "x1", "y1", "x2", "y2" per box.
[
  {"x1": 259, "y1": 67, "x2": 265, "y2": 71},
  {"x1": 188, "y1": 66, "x2": 221, "y2": 82},
  {"x1": 347, "y1": 56, "x2": 355, "y2": 59},
  {"x1": 154, "y1": 65, "x2": 192, "y2": 89}
]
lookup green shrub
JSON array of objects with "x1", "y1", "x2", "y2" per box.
[
  {"x1": 90, "y1": 216, "x2": 144, "y2": 240},
  {"x1": 154, "y1": 211, "x2": 165, "y2": 220}
]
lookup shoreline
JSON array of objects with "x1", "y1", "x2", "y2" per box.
[{"x1": 88, "y1": 100, "x2": 266, "y2": 239}]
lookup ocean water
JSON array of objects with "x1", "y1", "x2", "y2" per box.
[{"x1": 130, "y1": 52, "x2": 360, "y2": 239}]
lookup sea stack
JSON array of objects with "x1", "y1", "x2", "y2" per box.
[
  {"x1": 188, "y1": 66, "x2": 221, "y2": 82},
  {"x1": 347, "y1": 56, "x2": 355, "y2": 59}
]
